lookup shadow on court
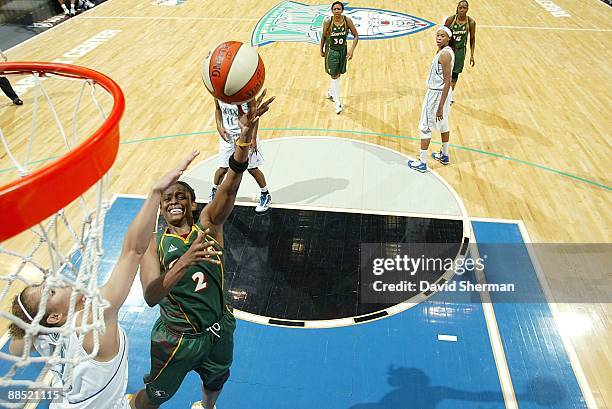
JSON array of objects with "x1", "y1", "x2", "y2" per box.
[
  {"x1": 347, "y1": 366, "x2": 567, "y2": 409},
  {"x1": 238, "y1": 177, "x2": 349, "y2": 204}
]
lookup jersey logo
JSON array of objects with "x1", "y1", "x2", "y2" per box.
[
  {"x1": 252, "y1": 1, "x2": 434, "y2": 47},
  {"x1": 168, "y1": 244, "x2": 178, "y2": 253},
  {"x1": 150, "y1": 388, "x2": 169, "y2": 399}
]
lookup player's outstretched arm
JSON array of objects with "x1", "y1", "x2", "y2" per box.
[
  {"x1": 100, "y1": 151, "x2": 200, "y2": 318},
  {"x1": 201, "y1": 91, "x2": 274, "y2": 230}
]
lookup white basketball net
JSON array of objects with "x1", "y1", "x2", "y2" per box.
[{"x1": 0, "y1": 69, "x2": 115, "y2": 408}]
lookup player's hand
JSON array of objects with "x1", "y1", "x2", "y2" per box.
[
  {"x1": 470, "y1": 56, "x2": 475, "y2": 67},
  {"x1": 218, "y1": 127, "x2": 231, "y2": 143},
  {"x1": 152, "y1": 150, "x2": 199, "y2": 192},
  {"x1": 347, "y1": 50, "x2": 354, "y2": 60},
  {"x1": 436, "y1": 106, "x2": 444, "y2": 122},
  {"x1": 238, "y1": 90, "x2": 275, "y2": 137},
  {"x1": 320, "y1": 50, "x2": 325, "y2": 58},
  {"x1": 180, "y1": 230, "x2": 222, "y2": 266}
]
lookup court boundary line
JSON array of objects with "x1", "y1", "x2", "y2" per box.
[
  {"x1": 517, "y1": 221, "x2": 599, "y2": 409},
  {"x1": 470, "y1": 236, "x2": 519, "y2": 409}
]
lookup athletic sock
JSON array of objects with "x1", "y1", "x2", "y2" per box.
[
  {"x1": 419, "y1": 149, "x2": 428, "y2": 164},
  {"x1": 442, "y1": 142, "x2": 449, "y2": 156},
  {"x1": 260, "y1": 186, "x2": 269, "y2": 195},
  {"x1": 332, "y1": 78, "x2": 340, "y2": 105}
]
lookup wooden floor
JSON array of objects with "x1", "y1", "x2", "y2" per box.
[{"x1": 0, "y1": 0, "x2": 610, "y2": 407}]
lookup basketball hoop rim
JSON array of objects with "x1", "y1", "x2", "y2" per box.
[{"x1": 0, "y1": 62, "x2": 125, "y2": 242}]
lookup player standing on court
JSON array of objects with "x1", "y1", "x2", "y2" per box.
[
  {"x1": 131, "y1": 92, "x2": 274, "y2": 409},
  {"x1": 408, "y1": 27, "x2": 455, "y2": 172},
  {"x1": 209, "y1": 98, "x2": 272, "y2": 213},
  {"x1": 444, "y1": 0, "x2": 476, "y2": 103},
  {"x1": 320, "y1": 1, "x2": 359, "y2": 114}
]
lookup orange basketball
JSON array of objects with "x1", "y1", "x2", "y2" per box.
[{"x1": 201, "y1": 41, "x2": 265, "y2": 104}]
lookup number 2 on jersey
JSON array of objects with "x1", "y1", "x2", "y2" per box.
[{"x1": 192, "y1": 271, "x2": 208, "y2": 292}]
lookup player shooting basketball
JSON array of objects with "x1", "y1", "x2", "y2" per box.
[
  {"x1": 8, "y1": 151, "x2": 204, "y2": 409},
  {"x1": 131, "y1": 91, "x2": 274, "y2": 409}
]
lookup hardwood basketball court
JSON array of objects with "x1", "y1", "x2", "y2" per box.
[{"x1": 0, "y1": 0, "x2": 610, "y2": 407}]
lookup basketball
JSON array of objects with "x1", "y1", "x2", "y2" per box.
[{"x1": 201, "y1": 41, "x2": 265, "y2": 104}]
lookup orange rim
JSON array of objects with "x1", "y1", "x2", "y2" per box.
[{"x1": 0, "y1": 62, "x2": 124, "y2": 241}]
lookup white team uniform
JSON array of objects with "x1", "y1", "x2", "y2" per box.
[
  {"x1": 418, "y1": 46, "x2": 455, "y2": 138},
  {"x1": 45, "y1": 325, "x2": 129, "y2": 409},
  {"x1": 217, "y1": 100, "x2": 263, "y2": 169}
]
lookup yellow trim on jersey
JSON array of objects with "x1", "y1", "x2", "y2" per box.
[
  {"x1": 150, "y1": 333, "x2": 184, "y2": 382},
  {"x1": 162, "y1": 225, "x2": 198, "y2": 244},
  {"x1": 168, "y1": 293, "x2": 198, "y2": 332},
  {"x1": 193, "y1": 224, "x2": 225, "y2": 251},
  {"x1": 451, "y1": 14, "x2": 470, "y2": 34}
]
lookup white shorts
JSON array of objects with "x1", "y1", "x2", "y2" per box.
[
  {"x1": 418, "y1": 89, "x2": 452, "y2": 138},
  {"x1": 218, "y1": 134, "x2": 264, "y2": 170}
]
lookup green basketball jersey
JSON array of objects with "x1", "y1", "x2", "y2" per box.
[
  {"x1": 450, "y1": 15, "x2": 470, "y2": 49},
  {"x1": 156, "y1": 222, "x2": 225, "y2": 333},
  {"x1": 327, "y1": 16, "x2": 348, "y2": 51}
]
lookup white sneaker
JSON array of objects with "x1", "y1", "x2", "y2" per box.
[
  {"x1": 335, "y1": 103, "x2": 343, "y2": 114},
  {"x1": 191, "y1": 402, "x2": 216, "y2": 409},
  {"x1": 255, "y1": 192, "x2": 271, "y2": 213},
  {"x1": 326, "y1": 90, "x2": 334, "y2": 102},
  {"x1": 62, "y1": 6, "x2": 69, "y2": 14},
  {"x1": 70, "y1": 7, "x2": 76, "y2": 15},
  {"x1": 84, "y1": 0, "x2": 94, "y2": 8}
]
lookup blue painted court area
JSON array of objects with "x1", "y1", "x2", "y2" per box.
[{"x1": 0, "y1": 197, "x2": 589, "y2": 408}]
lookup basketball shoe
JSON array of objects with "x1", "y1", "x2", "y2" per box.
[
  {"x1": 407, "y1": 160, "x2": 427, "y2": 173},
  {"x1": 335, "y1": 102, "x2": 343, "y2": 114},
  {"x1": 432, "y1": 151, "x2": 449, "y2": 165},
  {"x1": 326, "y1": 89, "x2": 334, "y2": 102},
  {"x1": 255, "y1": 192, "x2": 271, "y2": 213}
]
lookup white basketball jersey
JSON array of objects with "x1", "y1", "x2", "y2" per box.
[
  {"x1": 50, "y1": 326, "x2": 129, "y2": 409},
  {"x1": 218, "y1": 100, "x2": 249, "y2": 137},
  {"x1": 425, "y1": 46, "x2": 455, "y2": 90}
]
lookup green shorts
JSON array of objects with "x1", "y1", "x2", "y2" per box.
[
  {"x1": 144, "y1": 309, "x2": 236, "y2": 404},
  {"x1": 452, "y1": 47, "x2": 466, "y2": 79},
  {"x1": 325, "y1": 47, "x2": 347, "y2": 77}
]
